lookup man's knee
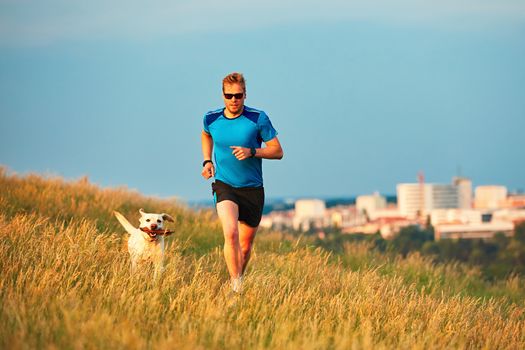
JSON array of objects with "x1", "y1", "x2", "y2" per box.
[
  {"x1": 223, "y1": 226, "x2": 239, "y2": 245},
  {"x1": 240, "y1": 242, "x2": 252, "y2": 257}
]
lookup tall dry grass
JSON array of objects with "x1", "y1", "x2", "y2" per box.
[
  {"x1": 0, "y1": 167, "x2": 222, "y2": 254},
  {"x1": 1, "y1": 168, "x2": 524, "y2": 349}
]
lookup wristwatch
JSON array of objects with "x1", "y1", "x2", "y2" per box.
[
  {"x1": 250, "y1": 147, "x2": 256, "y2": 158},
  {"x1": 202, "y1": 160, "x2": 213, "y2": 167}
]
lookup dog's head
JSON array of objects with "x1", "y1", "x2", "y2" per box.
[{"x1": 138, "y1": 208, "x2": 174, "y2": 240}]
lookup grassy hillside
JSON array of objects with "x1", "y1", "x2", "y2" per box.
[{"x1": 1, "y1": 168, "x2": 524, "y2": 349}]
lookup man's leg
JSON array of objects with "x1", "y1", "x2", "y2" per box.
[
  {"x1": 216, "y1": 200, "x2": 243, "y2": 279},
  {"x1": 239, "y1": 222, "x2": 258, "y2": 275}
]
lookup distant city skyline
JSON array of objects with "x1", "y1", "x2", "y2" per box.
[
  {"x1": 1, "y1": 1, "x2": 524, "y2": 201},
  {"x1": 261, "y1": 175, "x2": 525, "y2": 240}
]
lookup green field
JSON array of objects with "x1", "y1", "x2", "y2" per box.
[{"x1": 1, "y1": 168, "x2": 524, "y2": 349}]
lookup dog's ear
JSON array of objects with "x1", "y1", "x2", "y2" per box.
[
  {"x1": 162, "y1": 213, "x2": 175, "y2": 222},
  {"x1": 139, "y1": 208, "x2": 145, "y2": 216}
]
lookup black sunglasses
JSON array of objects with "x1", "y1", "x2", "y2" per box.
[{"x1": 223, "y1": 93, "x2": 244, "y2": 100}]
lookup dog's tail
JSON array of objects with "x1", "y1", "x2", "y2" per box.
[{"x1": 113, "y1": 211, "x2": 135, "y2": 235}]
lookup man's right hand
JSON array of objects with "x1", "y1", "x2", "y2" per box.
[{"x1": 201, "y1": 162, "x2": 215, "y2": 179}]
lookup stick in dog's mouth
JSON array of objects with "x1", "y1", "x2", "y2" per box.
[{"x1": 139, "y1": 227, "x2": 174, "y2": 238}]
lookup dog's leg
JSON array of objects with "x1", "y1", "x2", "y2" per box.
[
  {"x1": 153, "y1": 261, "x2": 163, "y2": 281},
  {"x1": 130, "y1": 257, "x2": 138, "y2": 274}
]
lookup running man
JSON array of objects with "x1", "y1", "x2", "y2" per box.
[{"x1": 201, "y1": 72, "x2": 283, "y2": 293}]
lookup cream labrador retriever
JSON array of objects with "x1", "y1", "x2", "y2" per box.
[{"x1": 114, "y1": 208, "x2": 174, "y2": 278}]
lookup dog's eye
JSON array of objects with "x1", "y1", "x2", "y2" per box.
[
  {"x1": 146, "y1": 219, "x2": 150, "y2": 222},
  {"x1": 157, "y1": 219, "x2": 161, "y2": 223}
]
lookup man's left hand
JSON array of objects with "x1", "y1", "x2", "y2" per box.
[{"x1": 230, "y1": 146, "x2": 251, "y2": 160}]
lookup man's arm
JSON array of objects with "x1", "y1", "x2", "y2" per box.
[
  {"x1": 201, "y1": 131, "x2": 215, "y2": 179},
  {"x1": 230, "y1": 136, "x2": 284, "y2": 161}
]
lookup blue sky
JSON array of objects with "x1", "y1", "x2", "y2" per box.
[{"x1": 1, "y1": 1, "x2": 524, "y2": 202}]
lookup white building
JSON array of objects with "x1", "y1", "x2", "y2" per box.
[
  {"x1": 475, "y1": 186, "x2": 508, "y2": 210},
  {"x1": 293, "y1": 199, "x2": 326, "y2": 231},
  {"x1": 492, "y1": 209, "x2": 525, "y2": 223},
  {"x1": 397, "y1": 177, "x2": 472, "y2": 219},
  {"x1": 434, "y1": 222, "x2": 514, "y2": 240},
  {"x1": 356, "y1": 192, "x2": 387, "y2": 218},
  {"x1": 430, "y1": 209, "x2": 482, "y2": 226},
  {"x1": 397, "y1": 183, "x2": 431, "y2": 218},
  {"x1": 454, "y1": 177, "x2": 473, "y2": 209},
  {"x1": 259, "y1": 210, "x2": 294, "y2": 230},
  {"x1": 328, "y1": 206, "x2": 363, "y2": 229},
  {"x1": 431, "y1": 184, "x2": 459, "y2": 209}
]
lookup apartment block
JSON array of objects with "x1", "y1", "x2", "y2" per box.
[{"x1": 397, "y1": 177, "x2": 472, "y2": 219}]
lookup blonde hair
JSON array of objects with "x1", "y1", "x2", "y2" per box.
[{"x1": 222, "y1": 72, "x2": 246, "y2": 92}]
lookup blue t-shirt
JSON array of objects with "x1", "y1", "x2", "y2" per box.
[{"x1": 203, "y1": 106, "x2": 278, "y2": 188}]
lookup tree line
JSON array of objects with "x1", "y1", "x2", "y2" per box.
[{"x1": 314, "y1": 221, "x2": 525, "y2": 280}]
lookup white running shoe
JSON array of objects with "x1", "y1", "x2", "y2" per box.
[{"x1": 231, "y1": 276, "x2": 243, "y2": 293}]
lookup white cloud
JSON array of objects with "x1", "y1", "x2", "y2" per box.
[{"x1": 1, "y1": 0, "x2": 524, "y2": 46}]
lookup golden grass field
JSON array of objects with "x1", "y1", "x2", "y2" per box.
[{"x1": 1, "y1": 167, "x2": 524, "y2": 349}]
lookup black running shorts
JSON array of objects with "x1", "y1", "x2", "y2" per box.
[{"x1": 212, "y1": 180, "x2": 265, "y2": 228}]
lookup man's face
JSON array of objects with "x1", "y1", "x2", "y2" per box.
[{"x1": 223, "y1": 83, "x2": 245, "y2": 116}]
